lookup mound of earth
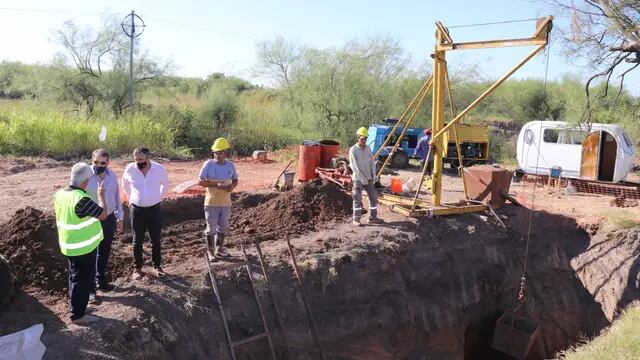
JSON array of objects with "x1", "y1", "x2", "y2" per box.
[
  {"x1": 0, "y1": 207, "x2": 66, "y2": 293},
  {"x1": 231, "y1": 180, "x2": 352, "y2": 239}
]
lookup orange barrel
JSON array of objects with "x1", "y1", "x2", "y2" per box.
[
  {"x1": 318, "y1": 140, "x2": 340, "y2": 168},
  {"x1": 298, "y1": 142, "x2": 321, "y2": 181}
]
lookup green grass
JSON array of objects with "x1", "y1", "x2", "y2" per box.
[
  {"x1": 605, "y1": 210, "x2": 640, "y2": 230},
  {"x1": 0, "y1": 107, "x2": 190, "y2": 158},
  {"x1": 559, "y1": 307, "x2": 640, "y2": 360}
]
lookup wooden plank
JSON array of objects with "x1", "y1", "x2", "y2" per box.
[
  {"x1": 230, "y1": 332, "x2": 268, "y2": 347},
  {"x1": 378, "y1": 193, "x2": 431, "y2": 207}
]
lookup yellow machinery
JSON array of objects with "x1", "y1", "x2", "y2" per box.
[
  {"x1": 443, "y1": 123, "x2": 489, "y2": 167},
  {"x1": 375, "y1": 16, "x2": 553, "y2": 217}
]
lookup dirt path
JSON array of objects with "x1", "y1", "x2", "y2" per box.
[{"x1": 0, "y1": 157, "x2": 287, "y2": 223}]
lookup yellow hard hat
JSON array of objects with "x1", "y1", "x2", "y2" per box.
[
  {"x1": 356, "y1": 127, "x2": 369, "y2": 137},
  {"x1": 211, "y1": 137, "x2": 231, "y2": 152}
]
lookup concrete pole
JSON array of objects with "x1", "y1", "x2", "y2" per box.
[{"x1": 128, "y1": 10, "x2": 135, "y2": 108}]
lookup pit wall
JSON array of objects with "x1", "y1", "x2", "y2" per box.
[{"x1": 197, "y1": 208, "x2": 612, "y2": 360}]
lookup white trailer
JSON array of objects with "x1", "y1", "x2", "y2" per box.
[{"x1": 517, "y1": 121, "x2": 636, "y2": 183}]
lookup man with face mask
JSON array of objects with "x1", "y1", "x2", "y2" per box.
[
  {"x1": 54, "y1": 162, "x2": 108, "y2": 325},
  {"x1": 198, "y1": 137, "x2": 238, "y2": 259},
  {"x1": 349, "y1": 127, "x2": 383, "y2": 226},
  {"x1": 122, "y1": 146, "x2": 170, "y2": 279},
  {"x1": 86, "y1": 149, "x2": 123, "y2": 297}
]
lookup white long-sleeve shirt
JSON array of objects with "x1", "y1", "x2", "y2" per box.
[
  {"x1": 122, "y1": 161, "x2": 170, "y2": 207},
  {"x1": 349, "y1": 144, "x2": 377, "y2": 184}
]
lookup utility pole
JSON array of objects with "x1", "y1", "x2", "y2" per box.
[{"x1": 121, "y1": 10, "x2": 145, "y2": 108}]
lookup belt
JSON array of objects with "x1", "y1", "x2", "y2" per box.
[{"x1": 131, "y1": 203, "x2": 160, "y2": 209}]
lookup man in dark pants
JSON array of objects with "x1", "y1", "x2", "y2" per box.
[
  {"x1": 54, "y1": 162, "x2": 108, "y2": 325},
  {"x1": 122, "y1": 146, "x2": 170, "y2": 279},
  {"x1": 87, "y1": 149, "x2": 124, "y2": 297}
]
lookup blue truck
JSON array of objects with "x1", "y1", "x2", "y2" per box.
[{"x1": 367, "y1": 119, "x2": 489, "y2": 169}]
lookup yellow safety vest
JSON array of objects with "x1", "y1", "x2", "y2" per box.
[{"x1": 53, "y1": 188, "x2": 103, "y2": 256}]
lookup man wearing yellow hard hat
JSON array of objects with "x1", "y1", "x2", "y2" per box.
[
  {"x1": 198, "y1": 137, "x2": 238, "y2": 259},
  {"x1": 349, "y1": 127, "x2": 383, "y2": 226}
]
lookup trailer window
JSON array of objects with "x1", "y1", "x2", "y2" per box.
[
  {"x1": 569, "y1": 130, "x2": 588, "y2": 144},
  {"x1": 543, "y1": 129, "x2": 559, "y2": 143},
  {"x1": 623, "y1": 132, "x2": 634, "y2": 148}
]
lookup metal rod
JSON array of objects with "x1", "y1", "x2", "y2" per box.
[
  {"x1": 255, "y1": 242, "x2": 292, "y2": 357},
  {"x1": 411, "y1": 145, "x2": 433, "y2": 211},
  {"x1": 452, "y1": 123, "x2": 469, "y2": 199},
  {"x1": 431, "y1": 44, "x2": 546, "y2": 144},
  {"x1": 206, "y1": 255, "x2": 236, "y2": 360},
  {"x1": 437, "y1": 37, "x2": 547, "y2": 51},
  {"x1": 442, "y1": 61, "x2": 469, "y2": 199},
  {"x1": 241, "y1": 244, "x2": 277, "y2": 360},
  {"x1": 285, "y1": 236, "x2": 326, "y2": 360},
  {"x1": 377, "y1": 77, "x2": 433, "y2": 177},
  {"x1": 373, "y1": 75, "x2": 433, "y2": 159}
]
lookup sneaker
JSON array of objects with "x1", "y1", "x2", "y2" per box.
[
  {"x1": 97, "y1": 283, "x2": 115, "y2": 292},
  {"x1": 88, "y1": 293, "x2": 99, "y2": 304},
  {"x1": 369, "y1": 218, "x2": 384, "y2": 224},
  {"x1": 132, "y1": 268, "x2": 144, "y2": 280},
  {"x1": 71, "y1": 314, "x2": 99, "y2": 326},
  {"x1": 352, "y1": 219, "x2": 362, "y2": 227},
  {"x1": 153, "y1": 266, "x2": 166, "y2": 277},
  {"x1": 207, "y1": 249, "x2": 215, "y2": 261}
]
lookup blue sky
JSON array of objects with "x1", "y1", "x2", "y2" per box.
[{"x1": 0, "y1": 0, "x2": 638, "y2": 94}]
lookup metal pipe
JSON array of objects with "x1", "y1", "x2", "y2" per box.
[
  {"x1": 431, "y1": 44, "x2": 546, "y2": 144},
  {"x1": 411, "y1": 145, "x2": 433, "y2": 211},
  {"x1": 376, "y1": 77, "x2": 433, "y2": 177}
]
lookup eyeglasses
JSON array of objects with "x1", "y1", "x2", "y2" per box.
[{"x1": 93, "y1": 160, "x2": 107, "y2": 165}]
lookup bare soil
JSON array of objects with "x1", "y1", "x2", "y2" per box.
[{"x1": 0, "y1": 157, "x2": 639, "y2": 359}]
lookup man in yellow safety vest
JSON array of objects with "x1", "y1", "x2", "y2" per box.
[{"x1": 54, "y1": 162, "x2": 108, "y2": 325}]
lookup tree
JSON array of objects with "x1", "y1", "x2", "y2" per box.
[
  {"x1": 545, "y1": 1, "x2": 639, "y2": 123},
  {"x1": 255, "y1": 36, "x2": 412, "y2": 143},
  {"x1": 52, "y1": 17, "x2": 170, "y2": 116}
]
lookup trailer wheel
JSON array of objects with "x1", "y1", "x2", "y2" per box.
[{"x1": 390, "y1": 151, "x2": 409, "y2": 169}]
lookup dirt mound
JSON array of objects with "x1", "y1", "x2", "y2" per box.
[
  {"x1": 0, "y1": 207, "x2": 67, "y2": 293},
  {"x1": 230, "y1": 180, "x2": 352, "y2": 239}
]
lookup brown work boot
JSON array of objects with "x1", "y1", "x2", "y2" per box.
[{"x1": 369, "y1": 218, "x2": 384, "y2": 224}]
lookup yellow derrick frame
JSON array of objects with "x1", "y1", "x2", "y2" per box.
[{"x1": 375, "y1": 16, "x2": 553, "y2": 217}]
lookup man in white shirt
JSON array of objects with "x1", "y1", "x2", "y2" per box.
[
  {"x1": 121, "y1": 146, "x2": 170, "y2": 279},
  {"x1": 349, "y1": 127, "x2": 383, "y2": 226}
]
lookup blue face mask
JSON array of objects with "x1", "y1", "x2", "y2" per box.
[{"x1": 93, "y1": 165, "x2": 107, "y2": 174}]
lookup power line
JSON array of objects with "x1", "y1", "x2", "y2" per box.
[
  {"x1": 0, "y1": 6, "x2": 108, "y2": 15},
  {"x1": 448, "y1": 18, "x2": 539, "y2": 29},
  {"x1": 141, "y1": 14, "x2": 258, "y2": 41}
]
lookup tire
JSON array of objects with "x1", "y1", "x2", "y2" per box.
[{"x1": 390, "y1": 151, "x2": 409, "y2": 169}]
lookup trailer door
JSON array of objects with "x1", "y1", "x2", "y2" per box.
[{"x1": 580, "y1": 131, "x2": 601, "y2": 180}]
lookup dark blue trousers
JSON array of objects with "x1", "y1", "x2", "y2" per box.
[
  {"x1": 95, "y1": 213, "x2": 117, "y2": 288},
  {"x1": 67, "y1": 249, "x2": 97, "y2": 320}
]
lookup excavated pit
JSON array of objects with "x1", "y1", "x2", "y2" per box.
[{"x1": 1, "y1": 180, "x2": 639, "y2": 359}]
